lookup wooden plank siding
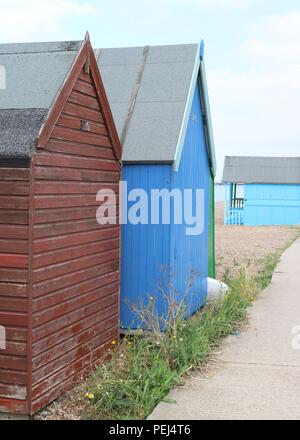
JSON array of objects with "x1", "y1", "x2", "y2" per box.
[
  {"x1": 0, "y1": 167, "x2": 29, "y2": 412},
  {"x1": 29, "y1": 67, "x2": 120, "y2": 414},
  {"x1": 0, "y1": 38, "x2": 121, "y2": 415}
]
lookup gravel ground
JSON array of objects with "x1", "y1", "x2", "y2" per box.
[
  {"x1": 35, "y1": 203, "x2": 300, "y2": 420},
  {"x1": 215, "y1": 202, "x2": 300, "y2": 280}
]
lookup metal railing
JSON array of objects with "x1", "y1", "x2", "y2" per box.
[
  {"x1": 232, "y1": 198, "x2": 244, "y2": 210},
  {"x1": 226, "y1": 198, "x2": 245, "y2": 225}
]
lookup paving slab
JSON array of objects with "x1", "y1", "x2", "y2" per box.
[{"x1": 149, "y1": 238, "x2": 300, "y2": 420}]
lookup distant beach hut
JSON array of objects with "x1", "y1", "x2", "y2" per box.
[
  {"x1": 97, "y1": 42, "x2": 217, "y2": 329},
  {"x1": 223, "y1": 156, "x2": 300, "y2": 226}
]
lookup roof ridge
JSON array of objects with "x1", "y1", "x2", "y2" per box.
[
  {"x1": 0, "y1": 41, "x2": 82, "y2": 56},
  {"x1": 223, "y1": 156, "x2": 300, "y2": 184},
  {"x1": 120, "y1": 45, "x2": 149, "y2": 146}
]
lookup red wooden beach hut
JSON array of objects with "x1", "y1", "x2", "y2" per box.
[{"x1": 0, "y1": 34, "x2": 121, "y2": 415}]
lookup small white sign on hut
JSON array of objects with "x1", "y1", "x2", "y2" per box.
[{"x1": 0, "y1": 325, "x2": 6, "y2": 350}]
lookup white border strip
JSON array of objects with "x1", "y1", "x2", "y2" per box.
[
  {"x1": 173, "y1": 44, "x2": 201, "y2": 172},
  {"x1": 173, "y1": 43, "x2": 217, "y2": 177}
]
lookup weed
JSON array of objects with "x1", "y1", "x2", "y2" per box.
[{"x1": 85, "y1": 246, "x2": 296, "y2": 420}]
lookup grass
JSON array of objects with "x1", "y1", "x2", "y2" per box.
[
  {"x1": 83, "y1": 260, "x2": 274, "y2": 420},
  {"x1": 84, "y1": 285, "x2": 252, "y2": 420},
  {"x1": 255, "y1": 231, "x2": 300, "y2": 290},
  {"x1": 83, "y1": 232, "x2": 300, "y2": 420}
]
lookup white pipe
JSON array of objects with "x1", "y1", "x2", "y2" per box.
[{"x1": 207, "y1": 278, "x2": 229, "y2": 303}]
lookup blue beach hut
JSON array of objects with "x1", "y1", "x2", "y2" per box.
[
  {"x1": 97, "y1": 42, "x2": 216, "y2": 329},
  {"x1": 223, "y1": 156, "x2": 300, "y2": 226}
]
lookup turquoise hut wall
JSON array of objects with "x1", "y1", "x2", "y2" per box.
[
  {"x1": 244, "y1": 184, "x2": 300, "y2": 226},
  {"x1": 121, "y1": 83, "x2": 210, "y2": 329}
]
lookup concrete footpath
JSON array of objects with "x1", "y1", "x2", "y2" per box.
[{"x1": 149, "y1": 238, "x2": 300, "y2": 420}]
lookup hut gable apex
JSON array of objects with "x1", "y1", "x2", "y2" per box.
[{"x1": 38, "y1": 35, "x2": 122, "y2": 161}]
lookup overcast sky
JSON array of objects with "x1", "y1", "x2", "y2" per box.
[{"x1": 0, "y1": 0, "x2": 299, "y2": 179}]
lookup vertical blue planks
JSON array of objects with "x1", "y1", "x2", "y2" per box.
[
  {"x1": 244, "y1": 184, "x2": 300, "y2": 226},
  {"x1": 170, "y1": 82, "x2": 209, "y2": 315},
  {"x1": 121, "y1": 83, "x2": 210, "y2": 329},
  {"x1": 121, "y1": 164, "x2": 172, "y2": 328}
]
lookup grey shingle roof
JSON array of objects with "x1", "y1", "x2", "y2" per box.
[
  {"x1": 0, "y1": 40, "x2": 216, "y2": 171},
  {"x1": 0, "y1": 40, "x2": 82, "y2": 157},
  {"x1": 223, "y1": 156, "x2": 300, "y2": 184},
  {"x1": 96, "y1": 44, "x2": 200, "y2": 163},
  {"x1": 0, "y1": 109, "x2": 48, "y2": 157}
]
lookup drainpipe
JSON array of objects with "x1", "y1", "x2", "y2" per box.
[{"x1": 206, "y1": 278, "x2": 229, "y2": 303}]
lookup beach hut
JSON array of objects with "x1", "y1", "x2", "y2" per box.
[
  {"x1": 0, "y1": 35, "x2": 121, "y2": 415},
  {"x1": 97, "y1": 42, "x2": 216, "y2": 329},
  {"x1": 223, "y1": 156, "x2": 300, "y2": 226}
]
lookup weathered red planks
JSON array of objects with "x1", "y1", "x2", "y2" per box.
[
  {"x1": 34, "y1": 181, "x2": 118, "y2": 195},
  {"x1": 34, "y1": 206, "x2": 113, "y2": 224},
  {"x1": 32, "y1": 326, "x2": 117, "y2": 385},
  {"x1": 0, "y1": 210, "x2": 28, "y2": 225},
  {"x1": 49, "y1": 126, "x2": 112, "y2": 148},
  {"x1": 32, "y1": 260, "x2": 118, "y2": 298},
  {"x1": 32, "y1": 316, "x2": 117, "y2": 371},
  {"x1": 0, "y1": 225, "x2": 28, "y2": 240},
  {"x1": 33, "y1": 227, "x2": 118, "y2": 253},
  {"x1": 32, "y1": 293, "x2": 119, "y2": 343},
  {"x1": 34, "y1": 194, "x2": 119, "y2": 210},
  {"x1": 0, "y1": 283, "x2": 27, "y2": 297},
  {"x1": 0, "y1": 166, "x2": 29, "y2": 412},
  {"x1": 32, "y1": 279, "x2": 118, "y2": 319},
  {"x1": 34, "y1": 218, "x2": 118, "y2": 239},
  {"x1": 2, "y1": 341, "x2": 27, "y2": 357},
  {"x1": 0, "y1": 370, "x2": 28, "y2": 386},
  {"x1": 63, "y1": 101, "x2": 104, "y2": 124},
  {"x1": 5, "y1": 326, "x2": 27, "y2": 342},
  {"x1": 32, "y1": 302, "x2": 118, "y2": 355},
  {"x1": 45, "y1": 138, "x2": 114, "y2": 160},
  {"x1": 33, "y1": 238, "x2": 119, "y2": 268},
  {"x1": 0, "y1": 182, "x2": 30, "y2": 195},
  {"x1": 0, "y1": 384, "x2": 27, "y2": 400},
  {"x1": 33, "y1": 248, "x2": 119, "y2": 284},
  {"x1": 58, "y1": 113, "x2": 109, "y2": 136},
  {"x1": 78, "y1": 70, "x2": 94, "y2": 84},
  {"x1": 28, "y1": 60, "x2": 120, "y2": 415},
  {"x1": 30, "y1": 339, "x2": 113, "y2": 414},
  {"x1": 0, "y1": 196, "x2": 29, "y2": 210},
  {"x1": 0, "y1": 297, "x2": 27, "y2": 313},
  {"x1": 73, "y1": 78, "x2": 96, "y2": 96},
  {"x1": 0, "y1": 39, "x2": 121, "y2": 416},
  {"x1": 0, "y1": 397, "x2": 28, "y2": 414},
  {"x1": 0, "y1": 268, "x2": 28, "y2": 283},
  {"x1": 68, "y1": 89, "x2": 101, "y2": 110},
  {"x1": 0, "y1": 239, "x2": 28, "y2": 254},
  {"x1": 35, "y1": 153, "x2": 118, "y2": 170},
  {"x1": 0, "y1": 168, "x2": 29, "y2": 181},
  {"x1": 0, "y1": 311, "x2": 27, "y2": 327},
  {"x1": 0, "y1": 354, "x2": 27, "y2": 371},
  {"x1": 35, "y1": 166, "x2": 119, "y2": 182},
  {"x1": 0, "y1": 254, "x2": 28, "y2": 269}
]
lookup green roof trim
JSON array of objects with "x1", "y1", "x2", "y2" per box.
[{"x1": 199, "y1": 58, "x2": 217, "y2": 177}]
